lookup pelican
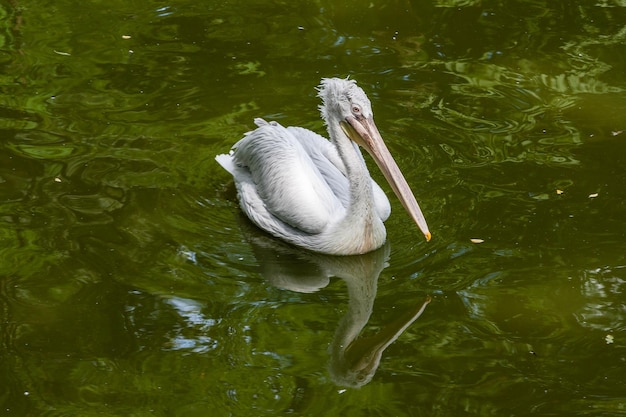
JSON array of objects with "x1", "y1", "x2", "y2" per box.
[{"x1": 215, "y1": 77, "x2": 430, "y2": 255}]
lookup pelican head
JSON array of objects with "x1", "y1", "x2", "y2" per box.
[{"x1": 317, "y1": 78, "x2": 431, "y2": 242}]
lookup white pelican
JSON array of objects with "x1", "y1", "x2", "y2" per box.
[{"x1": 215, "y1": 77, "x2": 431, "y2": 255}]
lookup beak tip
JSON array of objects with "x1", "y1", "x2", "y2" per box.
[{"x1": 425, "y1": 232, "x2": 432, "y2": 242}]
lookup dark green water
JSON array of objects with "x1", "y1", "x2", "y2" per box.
[{"x1": 1, "y1": 0, "x2": 626, "y2": 415}]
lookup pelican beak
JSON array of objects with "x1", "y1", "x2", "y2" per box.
[{"x1": 341, "y1": 116, "x2": 431, "y2": 242}]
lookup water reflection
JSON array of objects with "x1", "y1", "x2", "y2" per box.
[{"x1": 239, "y1": 216, "x2": 430, "y2": 387}]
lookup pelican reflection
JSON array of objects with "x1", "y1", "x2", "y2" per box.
[{"x1": 240, "y1": 216, "x2": 430, "y2": 387}]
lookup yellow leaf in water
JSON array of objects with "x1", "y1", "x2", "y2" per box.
[
  {"x1": 556, "y1": 189, "x2": 564, "y2": 195},
  {"x1": 470, "y1": 238, "x2": 484, "y2": 244}
]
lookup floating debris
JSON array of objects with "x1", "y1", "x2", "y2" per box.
[
  {"x1": 605, "y1": 334, "x2": 614, "y2": 344},
  {"x1": 470, "y1": 238, "x2": 484, "y2": 244},
  {"x1": 556, "y1": 189, "x2": 564, "y2": 195},
  {"x1": 589, "y1": 193, "x2": 599, "y2": 198}
]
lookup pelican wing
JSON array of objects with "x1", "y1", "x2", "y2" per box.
[
  {"x1": 286, "y1": 126, "x2": 350, "y2": 208},
  {"x1": 288, "y1": 126, "x2": 390, "y2": 221},
  {"x1": 227, "y1": 122, "x2": 346, "y2": 234}
]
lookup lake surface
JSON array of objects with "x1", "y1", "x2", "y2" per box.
[{"x1": 1, "y1": 0, "x2": 626, "y2": 415}]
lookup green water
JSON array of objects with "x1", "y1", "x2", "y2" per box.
[{"x1": 1, "y1": 0, "x2": 626, "y2": 415}]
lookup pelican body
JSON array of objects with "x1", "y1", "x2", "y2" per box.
[{"x1": 216, "y1": 78, "x2": 430, "y2": 255}]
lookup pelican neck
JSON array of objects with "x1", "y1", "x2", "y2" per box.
[{"x1": 327, "y1": 121, "x2": 376, "y2": 222}]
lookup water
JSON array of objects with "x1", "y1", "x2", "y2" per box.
[{"x1": 1, "y1": 0, "x2": 626, "y2": 415}]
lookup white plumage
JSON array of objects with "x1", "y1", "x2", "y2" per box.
[{"x1": 216, "y1": 78, "x2": 430, "y2": 255}]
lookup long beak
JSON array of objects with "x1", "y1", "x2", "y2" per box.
[{"x1": 341, "y1": 116, "x2": 431, "y2": 242}]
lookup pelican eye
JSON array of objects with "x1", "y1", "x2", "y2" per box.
[{"x1": 351, "y1": 105, "x2": 362, "y2": 116}]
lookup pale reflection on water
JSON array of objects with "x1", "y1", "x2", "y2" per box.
[{"x1": 240, "y1": 218, "x2": 431, "y2": 387}]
